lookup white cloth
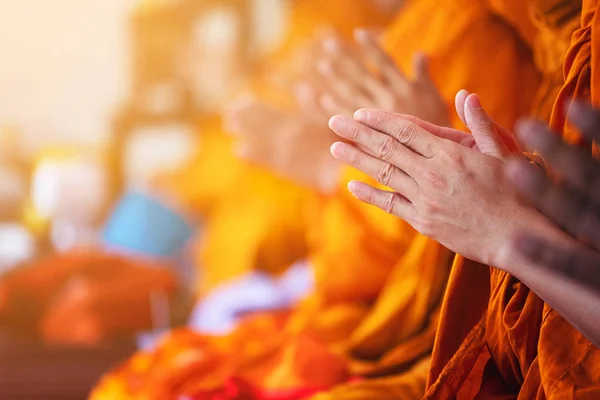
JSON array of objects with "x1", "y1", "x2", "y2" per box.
[{"x1": 188, "y1": 261, "x2": 313, "y2": 335}]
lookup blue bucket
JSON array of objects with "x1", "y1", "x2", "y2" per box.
[{"x1": 102, "y1": 191, "x2": 194, "y2": 259}]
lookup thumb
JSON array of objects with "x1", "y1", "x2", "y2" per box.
[
  {"x1": 464, "y1": 94, "x2": 511, "y2": 159},
  {"x1": 454, "y1": 89, "x2": 470, "y2": 127}
]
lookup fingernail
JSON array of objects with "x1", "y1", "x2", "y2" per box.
[
  {"x1": 354, "y1": 110, "x2": 368, "y2": 122},
  {"x1": 330, "y1": 142, "x2": 345, "y2": 157},
  {"x1": 467, "y1": 94, "x2": 482, "y2": 109},
  {"x1": 348, "y1": 180, "x2": 364, "y2": 196},
  {"x1": 329, "y1": 115, "x2": 344, "y2": 130}
]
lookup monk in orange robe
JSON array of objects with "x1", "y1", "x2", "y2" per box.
[
  {"x1": 90, "y1": 1, "x2": 542, "y2": 398},
  {"x1": 327, "y1": 1, "x2": 600, "y2": 397},
  {"x1": 163, "y1": 0, "x2": 394, "y2": 297},
  {"x1": 0, "y1": 0, "x2": 393, "y2": 346}
]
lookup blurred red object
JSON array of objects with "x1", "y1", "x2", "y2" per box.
[
  {"x1": 188, "y1": 376, "x2": 328, "y2": 400},
  {"x1": 0, "y1": 249, "x2": 178, "y2": 345}
]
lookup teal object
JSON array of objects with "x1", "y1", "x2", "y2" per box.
[{"x1": 102, "y1": 191, "x2": 194, "y2": 259}]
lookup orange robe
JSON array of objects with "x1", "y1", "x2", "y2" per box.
[
  {"x1": 89, "y1": 1, "x2": 541, "y2": 398},
  {"x1": 424, "y1": 1, "x2": 600, "y2": 398},
  {"x1": 310, "y1": 0, "x2": 541, "y2": 398},
  {"x1": 91, "y1": 0, "x2": 543, "y2": 398}
]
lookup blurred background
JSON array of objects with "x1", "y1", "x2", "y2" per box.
[
  {"x1": 0, "y1": 1, "x2": 302, "y2": 398},
  {"x1": 0, "y1": 0, "x2": 287, "y2": 247}
]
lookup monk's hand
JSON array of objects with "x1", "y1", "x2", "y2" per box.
[
  {"x1": 397, "y1": 90, "x2": 523, "y2": 159},
  {"x1": 316, "y1": 30, "x2": 450, "y2": 127},
  {"x1": 504, "y1": 103, "x2": 600, "y2": 271},
  {"x1": 225, "y1": 96, "x2": 341, "y2": 193},
  {"x1": 329, "y1": 109, "x2": 536, "y2": 265}
]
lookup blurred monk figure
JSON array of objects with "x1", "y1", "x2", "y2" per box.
[
  {"x1": 0, "y1": 0, "x2": 392, "y2": 346},
  {"x1": 328, "y1": 0, "x2": 600, "y2": 397},
  {"x1": 162, "y1": 0, "x2": 395, "y2": 298},
  {"x1": 506, "y1": 102, "x2": 600, "y2": 347},
  {"x1": 90, "y1": 0, "x2": 543, "y2": 399}
]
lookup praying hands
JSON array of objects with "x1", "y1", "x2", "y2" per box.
[{"x1": 329, "y1": 91, "x2": 600, "y2": 347}]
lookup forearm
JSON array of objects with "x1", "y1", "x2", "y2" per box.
[{"x1": 496, "y1": 216, "x2": 600, "y2": 347}]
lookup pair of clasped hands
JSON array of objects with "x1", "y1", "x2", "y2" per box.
[
  {"x1": 225, "y1": 29, "x2": 448, "y2": 194},
  {"x1": 226, "y1": 29, "x2": 600, "y2": 346}
]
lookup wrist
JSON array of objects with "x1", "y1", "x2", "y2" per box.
[{"x1": 489, "y1": 205, "x2": 546, "y2": 274}]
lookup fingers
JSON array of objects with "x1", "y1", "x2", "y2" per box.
[
  {"x1": 319, "y1": 37, "x2": 388, "y2": 112},
  {"x1": 317, "y1": 55, "x2": 372, "y2": 113},
  {"x1": 516, "y1": 119, "x2": 600, "y2": 203},
  {"x1": 330, "y1": 141, "x2": 418, "y2": 200},
  {"x1": 505, "y1": 159, "x2": 600, "y2": 251},
  {"x1": 361, "y1": 110, "x2": 477, "y2": 148},
  {"x1": 347, "y1": 180, "x2": 417, "y2": 221},
  {"x1": 353, "y1": 109, "x2": 443, "y2": 158},
  {"x1": 322, "y1": 38, "x2": 377, "y2": 88},
  {"x1": 329, "y1": 115, "x2": 424, "y2": 178},
  {"x1": 463, "y1": 94, "x2": 511, "y2": 159},
  {"x1": 513, "y1": 233, "x2": 600, "y2": 289},
  {"x1": 318, "y1": 38, "x2": 373, "y2": 110},
  {"x1": 568, "y1": 101, "x2": 600, "y2": 142},
  {"x1": 354, "y1": 29, "x2": 410, "y2": 93},
  {"x1": 320, "y1": 92, "x2": 356, "y2": 116}
]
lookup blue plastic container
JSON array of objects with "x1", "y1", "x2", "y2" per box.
[{"x1": 102, "y1": 191, "x2": 194, "y2": 259}]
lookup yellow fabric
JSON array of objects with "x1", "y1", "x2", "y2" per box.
[
  {"x1": 197, "y1": 167, "x2": 315, "y2": 294},
  {"x1": 161, "y1": 117, "x2": 315, "y2": 295}
]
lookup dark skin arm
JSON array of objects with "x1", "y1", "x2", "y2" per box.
[{"x1": 503, "y1": 103, "x2": 600, "y2": 346}]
